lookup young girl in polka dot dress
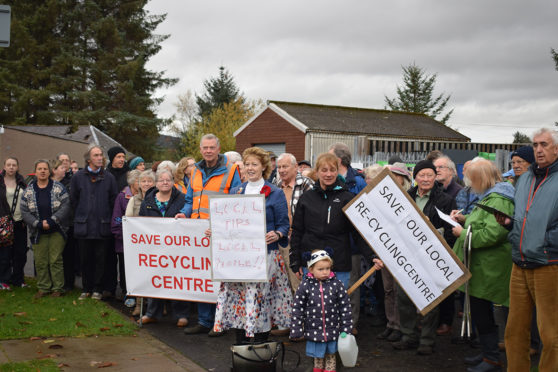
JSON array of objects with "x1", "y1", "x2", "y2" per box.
[{"x1": 290, "y1": 249, "x2": 353, "y2": 372}]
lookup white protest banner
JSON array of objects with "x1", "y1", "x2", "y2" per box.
[
  {"x1": 209, "y1": 194, "x2": 267, "y2": 282},
  {"x1": 343, "y1": 168, "x2": 471, "y2": 315},
  {"x1": 123, "y1": 217, "x2": 218, "y2": 303}
]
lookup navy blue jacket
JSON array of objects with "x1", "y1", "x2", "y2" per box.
[
  {"x1": 290, "y1": 272, "x2": 353, "y2": 342},
  {"x1": 139, "y1": 187, "x2": 186, "y2": 218},
  {"x1": 70, "y1": 167, "x2": 118, "y2": 239},
  {"x1": 230, "y1": 181, "x2": 290, "y2": 252},
  {"x1": 344, "y1": 166, "x2": 366, "y2": 196}
]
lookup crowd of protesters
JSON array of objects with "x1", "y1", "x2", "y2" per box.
[{"x1": 0, "y1": 127, "x2": 557, "y2": 372}]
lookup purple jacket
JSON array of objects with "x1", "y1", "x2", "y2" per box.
[
  {"x1": 290, "y1": 272, "x2": 352, "y2": 342},
  {"x1": 111, "y1": 186, "x2": 133, "y2": 253}
]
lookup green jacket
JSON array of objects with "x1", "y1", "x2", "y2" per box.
[{"x1": 453, "y1": 182, "x2": 515, "y2": 306}]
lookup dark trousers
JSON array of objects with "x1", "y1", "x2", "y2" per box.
[
  {"x1": 438, "y1": 292, "x2": 455, "y2": 326},
  {"x1": 63, "y1": 227, "x2": 76, "y2": 290},
  {"x1": 470, "y1": 296, "x2": 497, "y2": 335},
  {"x1": 10, "y1": 221, "x2": 28, "y2": 286},
  {"x1": 116, "y1": 252, "x2": 126, "y2": 294},
  {"x1": 102, "y1": 238, "x2": 117, "y2": 294},
  {"x1": 79, "y1": 239, "x2": 107, "y2": 293}
]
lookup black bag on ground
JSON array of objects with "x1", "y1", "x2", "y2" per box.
[{"x1": 231, "y1": 341, "x2": 282, "y2": 372}]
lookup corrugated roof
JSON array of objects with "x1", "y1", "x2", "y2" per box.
[{"x1": 270, "y1": 101, "x2": 470, "y2": 142}]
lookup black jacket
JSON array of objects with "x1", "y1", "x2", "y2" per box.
[
  {"x1": 70, "y1": 167, "x2": 118, "y2": 239},
  {"x1": 408, "y1": 181, "x2": 457, "y2": 247},
  {"x1": 0, "y1": 171, "x2": 26, "y2": 217},
  {"x1": 107, "y1": 163, "x2": 129, "y2": 192},
  {"x1": 290, "y1": 179, "x2": 373, "y2": 273},
  {"x1": 139, "y1": 186, "x2": 185, "y2": 218}
]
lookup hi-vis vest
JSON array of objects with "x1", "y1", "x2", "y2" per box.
[{"x1": 190, "y1": 159, "x2": 238, "y2": 219}]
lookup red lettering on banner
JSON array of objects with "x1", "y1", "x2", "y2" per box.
[
  {"x1": 152, "y1": 275, "x2": 162, "y2": 288},
  {"x1": 134, "y1": 234, "x2": 161, "y2": 245},
  {"x1": 194, "y1": 278, "x2": 203, "y2": 292},
  {"x1": 139, "y1": 254, "x2": 147, "y2": 266},
  {"x1": 159, "y1": 255, "x2": 168, "y2": 268},
  {"x1": 149, "y1": 254, "x2": 157, "y2": 267}
]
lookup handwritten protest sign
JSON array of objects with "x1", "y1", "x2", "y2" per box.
[
  {"x1": 123, "y1": 217, "x2": 218, "y2": 303},
  {"x1": 344, "y1": 168, "x2": 471, "y2": 315},
  {"x1": 209, "y1": 194, "x2": 267, "y2": 282}
]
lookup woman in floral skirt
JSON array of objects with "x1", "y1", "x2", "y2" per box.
[{"x1": 213, "y1": 146, "x2": 292, "y2": 344}]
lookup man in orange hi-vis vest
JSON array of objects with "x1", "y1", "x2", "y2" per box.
[{"x1": 175, "y1": 133, "x2": 241, "y2": 337}]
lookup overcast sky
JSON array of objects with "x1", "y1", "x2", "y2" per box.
[{"x1": 145, "y1": 0, "x2": 557, "y2": 143}]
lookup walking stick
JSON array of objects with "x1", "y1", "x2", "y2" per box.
[
  {"x1": 460, "y1": 225, "x2": 472, "y2": 339},
  {"x1": 347, "y1": 267, "x2": 377, "y2": 295}
]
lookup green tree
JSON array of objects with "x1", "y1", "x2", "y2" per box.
[
  {"x1": 180, "y1": 98, "x2": 261, "y2": 160},
  {"x1": 513, "y1": 131, "x2": 530, "y2": 144},
  {"x1": 385, "y1": 63, "x2": 454, "y2": 125},
  {"x1": 196, "y1": 66, "x2": 242, "y2": 118},
  {"x1": 0, "y1": 0, "x2": 176, "y2": 159}
]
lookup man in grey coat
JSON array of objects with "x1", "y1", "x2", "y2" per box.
[{"x1": 496, "y1": 128, "x2": 558, "y2": 372}]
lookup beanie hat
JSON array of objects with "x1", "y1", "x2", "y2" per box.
[
  {"x1": 129, "y1": 156, "x2": 145, "y2": 170},
  {"x1": 107, "y1": 146, "x2": 126, "y2": 164},
  {"x1": 388, "y1": 154, "x2": 403, "y2": 165},
  {"x1": 413, "y1": 160, "x2": 437, "y2": 179},
  {"x1": 511, "y1": 146, "x2": 535, "y2": 165}
]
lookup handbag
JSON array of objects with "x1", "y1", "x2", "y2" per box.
[
  {"x1": 231, "y1": 340, "x2": 300, "y2": 372},
  {"x1": 0, "y1": 215, "x2": 14, "y2": 247}
]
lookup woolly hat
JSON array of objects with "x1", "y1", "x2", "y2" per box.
[
  {"x1": 389, "y1": 162, "x2": 412, "y2": 182},
  {"x1": 413, "y1": 160, "x2": 437, "y2": 179},
  {"x1": 129, "y1": 156, "x2": 145, "y2": 170},
  {"x1": 303, "y1": 247, "x2": 333, "y2": 268},
  {"x1": 107, "y1": 146, "x2": 126, "y2": 164},
  {"x1": 511, "y1": 146, "x2": 535, "y2": 165}
]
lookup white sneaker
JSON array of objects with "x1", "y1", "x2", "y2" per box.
[
  {"x1": 91, "y1": 292, "x2": 102, "y2": 300},
  {"x1": 78, "y1": 292, "x2": 90, "y2": 300}
]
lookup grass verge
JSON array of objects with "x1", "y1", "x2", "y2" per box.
[
  {"x1": 0, "y1": 279, "x2": 136, "y2": 339},
  {"x1": 0, "y1": 359, "x2": 59, "y2": 372}
]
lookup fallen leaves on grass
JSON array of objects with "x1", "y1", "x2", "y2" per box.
[
  {"x1": 30, "y1": 336, "x2": 42, "y2": 341},
  {"x1": 49, "y1": 318, "x2": 57, "y2": 321},
  {"x1": 43, "y1": 339, "x2": 55, "y2": 343},
  {"x1": 100, "y1": 312, "x2": 109, "y2": 318},
  {"x1": 75, "y1": 321, "x2": 86, "y2": 328},
  {"x1": 58, "y1": 362, "x2": 70, "y2": 368},
  {"x1": 13, "y1": 311, "x2": 27, "y2": 317},
  {"x1": 19, "y1": 320, "x2": 32, "y2": 325},
  {"x1": 113, "y1": 324, "x2": 123, "y2": 328},
  {"x1": 99, "y1": 327, "x2": 111, "y2": 332},
  {"x1": 36, "y1": 353, "x2": 58, "y2": 359}
]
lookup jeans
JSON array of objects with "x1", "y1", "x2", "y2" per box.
[
  {"x1": 505, "y1": 264, "x2": 558, "y2": 372},
  {"x1": 146, "y1": 299, "x2": 189, "y2": 320},
  {"x1": 197, "y1": 303, "x2": 216, "y2": 329},
  {"x1": 33, "y1": 232, "x2": 65, "y2": 293}
]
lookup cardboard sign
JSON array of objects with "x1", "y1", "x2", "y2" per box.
[
  {"x1": 343, "y1": 168, "x2": 471, "y2": 315},
  {"x1": 209, "y1": 194, "x2": 268, "y2": 282},
  {"x1": 122, "y1": 217, "x2": 218, "y2": 303}
]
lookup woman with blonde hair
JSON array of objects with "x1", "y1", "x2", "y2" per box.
[
  {"x1": 174, "y1": 157, "x2": 195, "y2": 194},
  {"x1": 213, "y1": 147, "x2": 291, "y2": 344},
  {"x1": 450, "y1": 159, "x2": 514, "y2": 371}
]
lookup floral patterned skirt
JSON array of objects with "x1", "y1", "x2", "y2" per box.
[{"x1": 213, "y1": 250, "x2": 293, "y2": 337}]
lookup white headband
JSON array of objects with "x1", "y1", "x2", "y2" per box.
[{"x1": 307, "y1": 250, "x2": 331, "y2": 268}]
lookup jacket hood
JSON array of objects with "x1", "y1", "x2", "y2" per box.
[{"x1": 481, "y1": 181, "x2": 515, "y2": 201}]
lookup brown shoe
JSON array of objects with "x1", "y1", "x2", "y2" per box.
[
  {"x1": 176, "y1": 318, "x2": 189, "y2": 327},
  {"x1": 51, "y1": 291, "x2": 64, "y2": 297},
  {"x1": 34, "y1": 291, "x2": 48, "y2": 299},
  {"x1": 436, "y1": 324, "x2": 452, "y2": 336},
  {"x1": 132, "y1": 302, "x2": 142, "y2": 316},
  {"x1": 138, "y1": 316, "x2": 156, "y2": 325}
]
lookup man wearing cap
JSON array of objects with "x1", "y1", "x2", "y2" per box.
[
  {"x1": 510, "y1": 145, "x2": 535, "y2": 184},
  {"x1": 393, "y1": 160, "x2": 456, "y2": 355},
  {"x1": 176, "y1": 133, "x2": 241, "y2": 337},
  {"x1": 298, "y1": 160, "x2": 312, "y2": 173},
  {"x1": 496, "y1": 128, "x2": 558, "y2": 371}
]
